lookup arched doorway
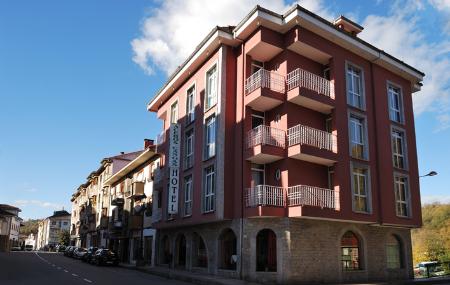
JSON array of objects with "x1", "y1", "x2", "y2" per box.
[
  {"x1": 256, "y1": 229, "x2": 277, "y2": 272},
  {"x1": 175, "y1": 234, "x2": 186, "y2": 268},
  {"x1": 160, "y1": 235, "x2": 171, "y2": 265},
  {"x1": 341, "y1": 231, "x2": 362, "y2": 270},
  {"x1": 192, "y1": 232, "x2": 207, "y2": 268},
  {"x1": 219, "y1": 228, "x2": 237, "y2": 270}
]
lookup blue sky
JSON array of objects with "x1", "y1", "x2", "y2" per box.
[{"x1": 0, "y1": 0, "x2": 449, "y2": 219}]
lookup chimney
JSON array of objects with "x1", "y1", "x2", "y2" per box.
[
  {"x1": 144, "y1": 139, "x2": 154, "y2": 149},
  {"x1": 333, "y1": 15, "x2": 363, "y2": 36}
]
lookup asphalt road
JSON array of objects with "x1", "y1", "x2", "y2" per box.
[{"x1": 0, "y1": 251, "x2": 190, "y2": 285}]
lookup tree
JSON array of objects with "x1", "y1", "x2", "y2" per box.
[{"x1": 58, "y1": 229, "x2": 70, "y2": 246}]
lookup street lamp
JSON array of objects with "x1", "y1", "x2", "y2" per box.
[{"x1": 419, "y1": 171, "x2": 437, "y2": 178}]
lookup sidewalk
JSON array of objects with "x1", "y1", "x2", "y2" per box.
[{"x1": 120, "y1": 263, "x2": 450, "y2": 285}]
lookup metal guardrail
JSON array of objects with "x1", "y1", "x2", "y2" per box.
[
  {"x1": 287, "y1": 124, "x2": 337, "y2": 151},
  {"x1": 288, "y1": 185, "x2": 337, "y2": 209},
  {"x1": 247, "y1": 125, "x2": 286, "y2": 149},
  {"x1": 286, "y1": 68, "x2": 334, "y2": 99},
  {"x1": 245, "y1": 69, "x2": 285, "y2": 95},
  {"x1": 245, "y1": 185, "x2": 285, "y2": 207}
]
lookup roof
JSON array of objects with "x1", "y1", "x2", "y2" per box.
[
  {"x1": 0, "y1": 204, "x2": 21, "y2": 212},
  {"x1": 0, "y1": 208, "x2": 15, "y2": 217},
  {"x1": 48, "y1": 210, "x2": 71, "y2": 219},
  {"x1": 147, "y1": 4, "x2": 424, "y2": 112},
  {"x1": 103, "y1": 148, "x2": 158, "y2": 186}
]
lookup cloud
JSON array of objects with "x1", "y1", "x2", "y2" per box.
[
  {"x1": 15, "y1": 200, "x2": 63, "y2": 210},
  {"x1": 421, "y1": 195, "x2": 450, "y2": 204},
  {"x1": 130, "y1": 0, "x2": 333, "y2": 76},
  {"x1": 23, "y1": 187, "x2": 38, "y2": 193},
  {"x1": 359, "y1": 1, "x2": 450, "y2": 130}
]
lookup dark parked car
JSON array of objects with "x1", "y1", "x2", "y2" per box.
[
  {"x1": 65, "y1": 246, "x2": 76, "y2": 257},
  {"x1": 91, "y1": 249, "x2": 118, "y2": 266},
  {"x1": 82, "y1": 247, "x2": 98, "y2": 263},
  {"x1": 73, "y1": 247, "x2": 87, "y2": 259},
  {"x1": 57, "y1": 245, "x2": 66, "y2": 252}
]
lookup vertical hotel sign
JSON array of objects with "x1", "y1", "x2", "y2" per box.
[{"x1": 168, "y1": 123, "x2": 180, "y2": 214}]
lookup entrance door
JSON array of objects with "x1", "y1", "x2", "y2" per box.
[
  {"x1": 144, "y1": 236, "x2": 153, "y2": 265},
  {"x1": 251, "y1": 164, "x2": 265, "y2": 187}
]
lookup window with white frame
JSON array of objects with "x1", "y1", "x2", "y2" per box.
[
  {"x1": 203, "y1": 165, "x2": 215, "y2": 213},
  {"x1": 392, "y1": 129, "x2": 406, "y2": 169},
  {"x1": 388, "y1": 85, "x2": 403, "y2": 123},
  {"x1": 349, "y1": 114, "x2": 366, "y2": 159},
  {"x1": 346, "y1": 64, "x2": 364, "y2": 109},
  {"x1": 394, "y1": 176, "x2": 409, "y2": 217},
  {"x1": 205, "y1": 65, "x2": 217, "y2": 110},
  {"x1": 170, "y1": 101, "x2": 178, "y2": 124},
  {"x1": 352, "y1": 167, "x2": 369, "y2": 213},
  {"x1": 186, "y1": 85, "x2": 195, "y2": 124},
  {"x1": 204, "y1": 115, "x2": 216, "y2": 159},
  {"x1": 184, "y1": 175, "x2": 193, "y2": 216},
  {"x1": 185, "y1": 129, "x2": 194, "y2": 169}
]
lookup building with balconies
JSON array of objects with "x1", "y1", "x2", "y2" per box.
[
  {"x1": 70, "y1": 149, "x2": 144, "y2": 247},
  {"x1": 103, "y1": 144, "x2": 159, "y2": 266},
  {"x1": 146, "y1": 5, "x2": 423, "y2": 284}
]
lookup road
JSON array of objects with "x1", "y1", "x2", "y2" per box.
[{"x1": 0, "y1": 251, "x2": 191, "y2": 285}]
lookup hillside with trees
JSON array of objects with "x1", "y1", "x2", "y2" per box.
[
  {"x1": 20, "y1": 219, "x2": 40, "y2": 236},
  {"x1": 412, "y1": 203, "x2": 450, "y2": 264}
]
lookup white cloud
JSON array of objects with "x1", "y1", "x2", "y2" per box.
[
  {"x1": 359, "y1": 3, "x2": 450, "y2": 130},
  {"x1": 429, "y1": 0, "x2": 450, "y2": 10},
  {"x1": 130, "y1": 0, "x2": 333, "y2": 76},
  {"x1": 421, "y1": 195, "x2": 450, "y2": 204},
  {"x1": 15, "y1": 200, "x2": 63, "y2": 210}
]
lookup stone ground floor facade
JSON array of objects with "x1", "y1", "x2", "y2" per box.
[{"x1": 155, "y1": 218, "x2": 413, "y2": 284}]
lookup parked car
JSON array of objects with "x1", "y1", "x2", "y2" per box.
[
  {"x1": 82, "y1": 247, "x2": 98, "y2": 263},
  {"x1": 73, "y1": 247, "x2": 87, "y2": 259},
  {"x1": 25, "y1": 245, "x2": 34, "y2": 251},
  {"x1": 66, "y1": 246, "x2": 77, "y2": 258},
  {"x1": 63, "y1": 246, "x2": 73, "y2": 256},
  {"x1": 57, "y1": 245, "x2": 66, "y2": 252},
  {"x1": 91, "y1": 249, "x2": 118, "y2": 266},
  {"x1": 11, "y1": 246, "x2": 22, "y2": 251}
]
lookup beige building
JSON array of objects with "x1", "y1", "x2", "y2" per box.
[
  {"x1": 36, "y1": 210, "x2": 71, "y2": 250},
  {"x1": 0, "y1": 204, "x2": 21, "y2": 251}
]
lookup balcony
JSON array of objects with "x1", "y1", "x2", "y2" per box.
[
  {"x1": 246, "y1": 27, "x2": 284, "y2": 62},
  {"x1": 111, "y1": 195, "x2": 124, "y2": 206},
  {"x1": 245, "y1": 185, "x2": 285, "y2": 207},
  {"x1": 131, "y1": 181, "x2": 145, "y2": 199},
  {"x1": 287, "y1": 124, "x2": 337, "y2": 166},
  {"x1": 128, "y1": 215, "x2": 143, "y2": 230},
  {"x1": 287, "y1": 185, "x2": 338, "y2": 209},
  {"x1": 286, "y1": 68, "x2": 334, "y2": 114},
  {"x1": 245, "y1": 125, "x2": 285, "y2": 164},
  {"x1": 244, "y1": 69, "x2": 285, "y2": 112},
  {"x1": 153, "y1": 168, "x2": 165, "y2": 189}
]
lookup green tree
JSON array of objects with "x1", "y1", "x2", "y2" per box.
[{"x1": 58, "y1": 229, "x2": 70, "y2": 246}]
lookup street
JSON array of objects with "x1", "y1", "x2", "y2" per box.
[{"x1": 0, "y1": 251, "x2": 190, "y2": 285}]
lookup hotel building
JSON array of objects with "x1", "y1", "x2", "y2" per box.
[{"x1": 147, "y1": 5, "x2": 423, "y2": 284}]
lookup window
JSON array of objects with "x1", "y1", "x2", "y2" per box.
[
  {"x1": 205, "y1": 65, "x2": 217, "y2": 110},
  {"x1": 203, "y1": 165, "x2": 215, "y2": 213},
  {"x1": 251, "y1": 60, "x2": 264, "y2": 74},
  {"x1": 349, "y1": 115, "x2": 367, "y2": 159},
  {"x1": 204, "y1": 115, "x2": 216, "y2": 159},
  {"x1": 394, "y1": 176, "x2": 409, "y2": 217},
  {"x1": 170, "y1": 101, "x2": 178, "y2": 124},
  {"x1": 352, "y1": 167, "x2": 369, "y2": 213},
  {"x1": 341, "y1": 231, "x2": 361, "y2": 270},
  {"x1": 185, "y1": 129, "x2": 194, "y2": 169},
  {"x1": 184, "y1": 175, "x2": 193, "y2": 216},
  {"x1": 392, "y1": 129, "x2": 406, "y2": 169},
  {"x1": 388, "y1": 85, "x2": 403, "y2": 123},
  {"x1": 386, "y1": 235, "x2": 402, "y2": 269},
  {"x1": 346, "y1": 64, "x2": 364, "y2": 109},
  {"x1": 193, "y1": 233, "x2": 208, "y2": 267},
  {"x1": 251, "y1": 113, "x2": 264, "y2": 129},
  {"x1": 251, "y1": 164, "x2": 264, "y2": 187},
  {"x1": 256, "y1": 229, "x2": 277, "y2": 272},
  {"x1": 186, "y1": 85, "x2": 195, "y2": 124}
]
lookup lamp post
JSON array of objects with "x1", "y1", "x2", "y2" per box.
[{"x1": 419, "y1": 171, "x2": 437, "y2": 178}]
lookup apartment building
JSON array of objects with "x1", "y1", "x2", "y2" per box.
[
  {"x1": 36, "y1": 210, "x2": 71, "y2": 249},
  {"x1": 70, "y1": 150, "x2": 143, "y2": 248},
  {"x1": 103, "y1": 143, "x2": 159, "y2": 266},
  {"x1": 147, "y1": 5, "x2": 423, "y2": 284},
  {"x1": 0, "y1": 204, "x2": 21, "y2": 251}
]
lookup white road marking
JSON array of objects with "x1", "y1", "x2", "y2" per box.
[
  {"x1": 83, "y1": 279, "x2": 92, "y2": 283},
  {"x1": 64, "y1": 270, "x2": 69, "y2": 273},
  {"x1": 72, "y1": 273, "x2": 78, "y2": 277}
]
